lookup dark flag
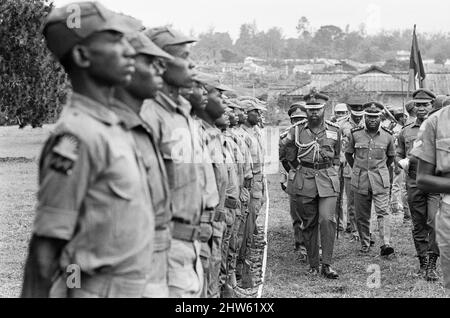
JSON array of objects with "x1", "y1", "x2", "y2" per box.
[{"x1": 408, "y1": 25, "x2": 426, "y2": 95}]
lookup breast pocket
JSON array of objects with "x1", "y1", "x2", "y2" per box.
[
  {"x1": 355, "y1": 143, "x2": 368, "y2": 160},
  {"x1": 436, "y1": 138, "x2": 450, "y2": 171},
  {"x1": 351, "y1": 167, "x2": 361, "y2": 188},
  {"x1": 379, "y1": 167, "x2": 391, "y2": 189},
  {"x1": 372, "y1": 143, "x2": 387, "y2": 160},
  {"x1": 164, "y1": 159, "x2": 197, "y2": 190},
  {"x1": 326, "y1": 166, "x2": 340, "y2": 193}
]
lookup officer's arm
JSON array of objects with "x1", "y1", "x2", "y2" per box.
[
  {"x1": 344, "y1": 130, "x2": 355, "y2": 168},
  {"x1": 345, "y1": 153, "x2": 354, "y2": 168},
  {"x1": 416, "y1": 159, "x2": 450, "y2": 193},
  {"x1": 386, "y1": 155, "x2": 395, "y2": 168},
  {"x1": 21, "y1": 235, "x2": 67, "y2": 298}
]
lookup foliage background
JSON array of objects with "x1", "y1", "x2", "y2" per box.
[{"x1": 0, "y1": 0, "x2": 68, "y2": 128}]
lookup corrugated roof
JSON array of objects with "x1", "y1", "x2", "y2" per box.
[
  {"x1": 284, "y1": 68, "x2": 450, "y2": 96},
  {"x1": 285, "y1": 72, "x2": 354, "y2": 95},
  {"x1": 326, "y1": 72, "x2": 408, "y2": 93}
]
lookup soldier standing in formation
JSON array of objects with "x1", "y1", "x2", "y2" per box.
[{"x1": 22, "y1": 2, "x2": 155, "y2": 297}]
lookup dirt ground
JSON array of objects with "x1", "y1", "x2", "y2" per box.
[{"x1": 0, "y1": 125, "x2": 448, "y2": 298}]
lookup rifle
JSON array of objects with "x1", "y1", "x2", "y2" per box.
[{"x1": 336, "y1": 162, "x2": 345, "y2": 239}]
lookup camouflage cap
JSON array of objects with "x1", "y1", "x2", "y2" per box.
[
  {"x1": 193, "y1": 72, "x2": 233, "y2": 92},
  {"x1": 127, "y1": 32, "x2": 173, "y2": 59},
  {"x1": 144, "y1": 26, "x2": 197, "y2": 49},
  {"x1": 43, "y1": 1, "x2": 143, "y2": 59},
  {"x1": 334, "y1": 103, "x2": 348, "y2": 112}
]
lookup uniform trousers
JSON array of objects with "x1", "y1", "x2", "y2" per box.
[
  {"x1": 436, "y1": 201, "x2": 450, "y2": 291},
  {"x1": 406, "y1": 176, "x2": 440, "y2": 257},
  {"x1": 297, "y1": 195, "x2": 337, "y2": 268},
  {"x1": 289, "y1": 194, "x2": 305, "y2": 247},
  {"x1": 354, "y1": 190, "x2": 391, "y2": 249}
]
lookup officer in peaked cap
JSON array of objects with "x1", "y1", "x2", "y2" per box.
[
  {"x1": 338, "y1": 96, "x2": 366, "y2": 240},
  {"x1": 22, "y1": 2, "x2": 153, "y2": 298},
  {"x1": 280, "y1": 90, "x2": 341, "y2": 279},
  {"x1": 397, "y1": 89, "x2": 440, "y2": 281},
  {"x1": 303, "y1": 91, "x2": 329, "y2": 109},
  {"x1": 412, "y1": 88, "x2": 436, "y2": 104},
  {"x1": 345, "y1": 101, "x2": 396, "y2": 257}
]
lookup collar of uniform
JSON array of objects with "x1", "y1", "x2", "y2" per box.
[
  {"x1": 412, "y1": 119, "x2": 422, "y2": 127},
  {"x1": 155, "y1": 91, "x2": 192, "y2": 118},
  {"x1": 70, "y1": 93, "x2": 120, "y2": 125},
  {"x1": 109, "y1": 98, "x2": 145, "y2": 131},
  {"x1": 364, "y1": 126, "x2": 381, "y2": 136}
]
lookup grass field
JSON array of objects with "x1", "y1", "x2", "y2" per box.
[{"x1": 0, "y1": 125, "x2": 448, "y2": 298}]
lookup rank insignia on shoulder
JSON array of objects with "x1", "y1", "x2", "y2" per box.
[
  {"x1": 50, "y1": 133, "x2": 80, "y2": 175},
  {"x1": 351, "y1": 126, "x2": 364, "y2": 133},
  {"x1": 325, "y1": 120, "x2": 339, "y2": 129},
  {"x1": 381, "y1": 126, "x2": 393, "y2": 135}
]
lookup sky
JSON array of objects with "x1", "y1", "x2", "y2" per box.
[{"x1": 54, "y1": 0, "x2": 450, "y2": 40}]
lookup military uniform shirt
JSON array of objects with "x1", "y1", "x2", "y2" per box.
[
  {"x1": 281, "y1": 120, "x2": 341, "y2": 198},
  {"x1": 141, "y1": 92, "x2": 202, "y2": 225},
  {"x1": 346, "y1": 126, "x2": 395, "y2": 195},
  {"x1": 33, "y1": 93, "x2": 155, "y2": 277},
  {"x1": 411, "y1": 107, "x2": 450, "y2": 175},
  {"x1": 396, "y1": 120, "x2": 422, "y2": 168},
  {"x1": 339, "y1": 116, "x2": 363, "y2": 178}
]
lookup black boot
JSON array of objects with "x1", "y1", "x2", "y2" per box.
[
  {"x1": 426, "y1": 254, "x2": 439, "y2": 282},
  {"x1": 416, "y1": 255, "x2": 428, "y2": 278},
  {"x1": 380, "y1": 244, "x2": 394, "y2": 257},
  {"x1": 321, "y1": 264, "x2": 339, "y2": 279}
]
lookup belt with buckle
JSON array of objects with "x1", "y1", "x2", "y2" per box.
[
  {"x1": 172, "y1": 220, "x2": 200, "y2": 242},
  {"x1": 300, "y1": 161, "x2": 332, "y2": 170},
  {"x1": 200, "y1": 208, "x2": 215, "y2": 223}
]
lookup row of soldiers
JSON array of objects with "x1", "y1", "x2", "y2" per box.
[
  {"x1": 279, "y1": 88, "x2": 448, "y2": 285},
  {"x1": 21, "y1": 1, "x2": 267, "y2": 298}
]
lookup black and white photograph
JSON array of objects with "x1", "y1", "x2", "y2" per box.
[{"x1": 1, "y1": 0, "x2": 450, "y2": 302}]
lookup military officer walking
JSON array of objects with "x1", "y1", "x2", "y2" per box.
[
  {"x1": 339, "y1": 98, "x2": 365, "y2": 240},
  {"x1": 412, "y1": 90, "x2": 450, "y2": 293},
  {"x1": 345, "y1": 102, "x2": 396, "y2": 256},
  {"x1": 280, "y1": 92, "x2": 340, "y2": 279},
  {"x1": 399, "y1": 89, "x2": 440, "y2": 281},
  {"x1": 280, "y1": 103, "x2": 307, "y2": 259}
]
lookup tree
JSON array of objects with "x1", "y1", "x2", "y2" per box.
[
  {"x1": 0, "y1": 0, "x2": 68, "y2": 128},
  {"x1": 296, "y1": 16, "x2": 311, "y2": 38}
]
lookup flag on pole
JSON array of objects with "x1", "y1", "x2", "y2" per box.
[{"x1": 407, "y1": 25, "x2": 426, "y2": 96}]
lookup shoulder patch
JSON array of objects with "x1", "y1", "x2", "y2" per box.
[
  {"x1": 351, "y1": 126, "x2": 364, "y2": 133},
  {"x1": 49, "y1": 133, "x2": 80, "y2": 175},
  {"x1": 325, "y1": 120, "x2": 339, "y2": 129},
  {"x1": 381, "y1": 126, "x2": 393, "y2": 135}
]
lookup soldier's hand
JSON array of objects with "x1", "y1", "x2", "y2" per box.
[
  {"x1": 240, "y1": 186, "x2": 250, "y2": 202},
  {"x1": 394, "y1": 166, "x2": 401, "y2": 175}
]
